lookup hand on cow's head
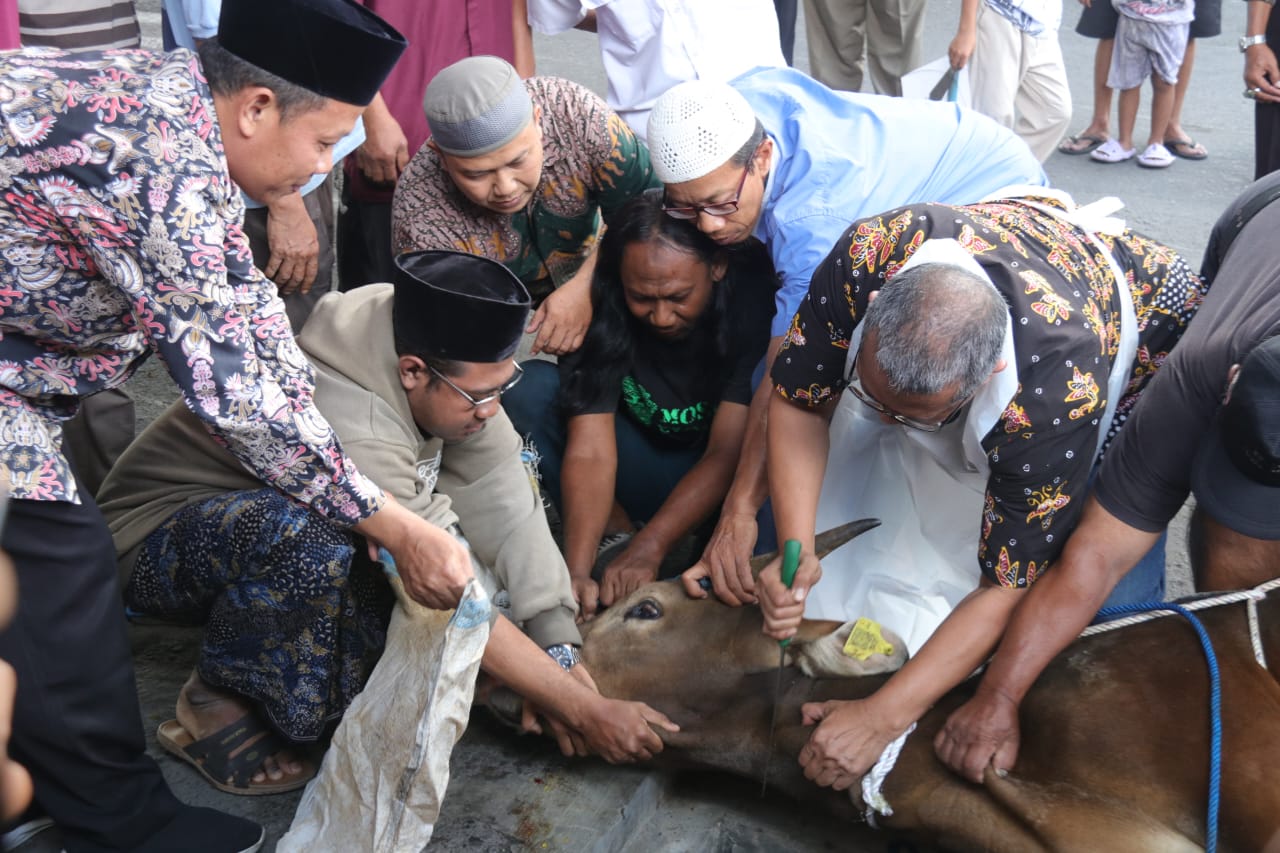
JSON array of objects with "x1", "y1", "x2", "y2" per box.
[{"x1": 578, "y1": 581, "x2": 910, "y2": 705}]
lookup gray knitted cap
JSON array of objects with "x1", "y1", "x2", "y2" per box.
[{"x1": 424, "y1": 56, "x2": 534, "y2": 157}]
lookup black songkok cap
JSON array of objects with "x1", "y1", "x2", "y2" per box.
[
  {"x1": 393, "y1": 251, "x2": 531, "y2": 363},
  {"x1": 1191, "y1": 335, "x2": 1280, "y2": 539},
  {"x1": 218, "y1": 0, "x2": 407, "y2": 107}
]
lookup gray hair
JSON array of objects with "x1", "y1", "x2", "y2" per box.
[
  {"x1": 862, "y1": 262, "x2": 1007, "y2": 403},
  {"x1": 198, "y1": 40, "x2": 328, "y2": 121},
  {"x1": 728, "y1": 119, "x2": 766, "y2": 171}
]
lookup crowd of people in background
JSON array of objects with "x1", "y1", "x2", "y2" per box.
[{"x1": 0, "y1": 1, "x2": 1278, "y2": 851}]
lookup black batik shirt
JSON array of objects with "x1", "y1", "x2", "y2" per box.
[{"x1": 770, "y1": 199, "x2": 1206, "y2": 587}]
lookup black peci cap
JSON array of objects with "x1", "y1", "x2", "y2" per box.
[
  {"x1": 392, "y1": 250, "x2": 531, "y2": 363},
  {"x1": 1191, "y1": 336, "x2": 1280, "y2": 539},
  {"x1": 218, "y1": 0, "x2": 407, "y2": 107}
]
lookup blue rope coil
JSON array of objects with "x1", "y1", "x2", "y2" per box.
[{"x1": 1096, "y1": 601, "x2": 1221, "y2": 853}]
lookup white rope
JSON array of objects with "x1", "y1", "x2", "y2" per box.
[
  {"x1": 1249, "y1": 596, "x2": 1267, "y2": 669},
  {"x1": 1080, "y1": 578, "x2": 1280, "y2": 636},
  {"x1": 861, "y1": 722, "x2": 916, "y2": 828}
]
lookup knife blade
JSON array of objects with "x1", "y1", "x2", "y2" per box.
[
  {"x1": 760, "y1": 538, "x2": 802, "y2": 796},
  {"x1": 929, "y1": 67, "x2": 957, "y2": 101}
]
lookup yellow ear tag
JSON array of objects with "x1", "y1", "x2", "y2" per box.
[{"x1": 842, "y1": 617, "x2": 895, "y2": 661}]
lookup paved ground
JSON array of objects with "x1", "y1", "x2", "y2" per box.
[{"x1": 36, "y1": 2, "x2": 1253, "y2": 851}]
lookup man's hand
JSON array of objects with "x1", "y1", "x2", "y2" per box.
[
  {"x1": 798, "y1": 698, "x2": 909, "y2": 791},
  {"x1": 357, "y1": 102, "x2": 409, "y2": 185},
  {"x1": 933, "y1": 686, "x2": 1022, "y2": 783},
  {"x1": 571, "y1": 574, "x2": 601, "y2": 622},
  {"x1": 948, "y1": 27, "x2": 976, "y2": 70},
  {"x1": 756, "y1": 550, "x2": 821, "y2": 641},
  {"x1": 1245, "y1": 44, "x2": 1280, "y2": 104},
  {"x1": 358, "y1": 503, "x2": 474, "y2": 609},
  {"x1": 528, "y1": 280, "x2": 592, "y2": 356},
  {"x1": 576, "y1": 697, "x2": 678, "y2": 763},
  {"x1": 264, "y1": 192, "x2": 319, "y2": 294},
  {"x1": 599, "y1": 542, "x2": 660, "y2": 608},
  {"x1": 391, "y1": 520, "x2": 474, "y2": 609},
  {"x1": 681, "y1": 511, "x2": 758, "y2": 605}
]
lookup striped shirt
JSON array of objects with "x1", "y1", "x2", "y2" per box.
[{"x1": 18, "y1": 0, "x2": 140, "y2": 51}]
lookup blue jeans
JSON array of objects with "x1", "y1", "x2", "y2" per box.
[
  {"x1": 502, "y1": 360, "x2": 704, "y2": 525},
  {"x1": 505, "y1": 360, "x2": 781, "y2": 557},
  {"x1": 1088, "y1": 456, "x2": 1168, "y2": 621}
]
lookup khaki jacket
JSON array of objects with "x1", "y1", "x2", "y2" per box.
[{"x1": 99, "y1": 285, "x2": 579, "y2": 647}]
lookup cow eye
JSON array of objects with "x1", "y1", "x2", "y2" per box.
[{"x1": 624, "y1": 599, "x2": 662, "y2": 620}]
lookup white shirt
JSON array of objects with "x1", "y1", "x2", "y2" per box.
[{"x1": 528, "y1": 0, "x2": 786, "y2": 141}]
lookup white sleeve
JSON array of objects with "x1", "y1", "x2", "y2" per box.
[{"x1": 526, "y1": 0, "x2": 591, "y2": 34}]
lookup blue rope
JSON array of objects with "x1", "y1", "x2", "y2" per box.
[{"x1": 1096, "y1": 601, "x2": 1221, "y2": 853}]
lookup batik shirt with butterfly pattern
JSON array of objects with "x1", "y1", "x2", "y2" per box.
[
  {"x1": 0, "y1": 48, "x2": 383, "y2": 523},
  {"x1": 771, "y1": 199, "x2": 1205, "y2": 588}
]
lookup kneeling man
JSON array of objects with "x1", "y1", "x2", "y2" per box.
[{"x1": 98, "y1": 251, "x2": 673, "y2": 795}]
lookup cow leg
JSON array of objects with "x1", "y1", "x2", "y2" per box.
[
  {"x1": 1188, "y1": 506, "x2": 1280, "y2": 591},
  {"x1": 982, "y1": 772, "x2": 1202, "y2": 853}
]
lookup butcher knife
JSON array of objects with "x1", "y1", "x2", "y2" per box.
[
  {"x1": 760, "y1": 538, "x2": 801, "y2": 796},
  {"x1": 756, "y1": 519, "x2": 882, "y2": 795},
  {"x1": 929, "y1": 67, "x2": 958, "y2": 101}
]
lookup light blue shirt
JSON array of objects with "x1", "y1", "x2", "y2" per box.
[
  {"x1": 162, "y1": 0, "x2": 366, "y2": 209},
  {"x1": 731, "y1": 67, "x2": 1048, "y2": 337}
]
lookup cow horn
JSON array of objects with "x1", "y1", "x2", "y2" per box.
[{"x1": 748, "y1": 518, "x2": 881, "y2": 573}]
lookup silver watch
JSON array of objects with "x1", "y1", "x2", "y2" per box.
[
  {"x1": 546, "y1": 643, "x2": 581, "y2": 671},
  {"x1": 1241, "y1": 34, "x2": 1268, "y2": 52}
]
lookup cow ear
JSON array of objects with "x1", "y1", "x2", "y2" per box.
[{"x1": 791, "y1": 617, "x2": 909, "y2": 678}]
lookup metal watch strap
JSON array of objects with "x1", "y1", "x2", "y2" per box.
[
  {"x1": 1241, "y1": 34, "x2": 1268, "y2": 51},
  {"x1": 546, "y1": 643, "x2": 581, "y2": 671}
]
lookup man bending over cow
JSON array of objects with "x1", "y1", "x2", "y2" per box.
[
  {"x1": 644, "y1": 75, "x2": 1047, "y2": 604},
  {"x1": 755, "y1": 191, "x2": 1204, "y2": 790},
  {"x1": 936, "y1": 174, "x2": 1280, "y2": 784},
  {"x1": 390, "y1": 56, "x2": 659, "y2": 356},
  {"x1": 98, "y1": 251, "x2": 673, "y2": 795}
]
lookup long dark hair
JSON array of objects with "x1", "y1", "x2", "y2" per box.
[{"x1": 559, "y1": 192, "x2": 743, "y2": 413}]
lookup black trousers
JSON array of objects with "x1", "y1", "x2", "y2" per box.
[
  {"x1": 0, "y1": 492, "x2": 179, "y2": 852},
  {"x1": 774, "y1": 0, "x2": 798, "y2": 65},
  {"x1": 336, "y1": 191, "x2": 395, "y2": 293}
]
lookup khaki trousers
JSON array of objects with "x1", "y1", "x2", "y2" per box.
[
  {"x1": 968, "y1": 5, "x2": 1072, "y2": 163},
  {"x1": 803, "y1": 0, "x2": 926, "y2": 95}
]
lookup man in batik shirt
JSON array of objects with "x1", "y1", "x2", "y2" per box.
[
  {"x1": 755, "y1": 193, "x2": 1205, "y2": 794},
  {"x1": 0, "y1": 2, "x2": 472, "y2": 849},
  {"x1": 391, "y1": 56, "x2": 659, "y2": 356}
]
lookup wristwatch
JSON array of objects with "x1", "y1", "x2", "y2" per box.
[
  {"x1": 1241, "y1": 34, "x2": 1268, "y2": 52},
  {"x1": 546, "y1": 643, "x2": 582, "y2": 671}
]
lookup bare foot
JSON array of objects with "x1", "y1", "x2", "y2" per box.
[{"x1": 175, "y1": 669, "x2": 306, "y2": 785}]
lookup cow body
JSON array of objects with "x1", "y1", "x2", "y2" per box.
[{"x1": 570, "y1": 582, "x2": 1280, "y2": 852}]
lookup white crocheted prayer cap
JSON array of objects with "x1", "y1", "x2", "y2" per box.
[{"x1": 647, "y1": 80, "x2": 757, "y2": 184}]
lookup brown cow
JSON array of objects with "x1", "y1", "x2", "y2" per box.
[{"x1": 515, "y1": 580, "x2": 1280, "y2": 852}]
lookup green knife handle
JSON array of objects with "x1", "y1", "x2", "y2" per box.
[
  {"x1": 778, "y1": 539, "x2": 802, "y2": 648},
  {"x1": 781, "y1": 539, "x2": 801, "y2": 588}
]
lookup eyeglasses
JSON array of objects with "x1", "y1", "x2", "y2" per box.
[
  {"x1": 662, "y1": 161, "x2": 751, "y2": 221},
  {"x1": 846, "y1": 353, "x2": 965, "y2": 433},
  {"x1": 427, "y1": 361, "x2": 523, "y2": 408}
]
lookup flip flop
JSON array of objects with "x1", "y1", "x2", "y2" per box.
[
  {"x1": 1090, "y1": 139, "x2": 1136, "y2": 164},
  {"x1": 1164, "y1": 137, "x2": 1208, "y2": 160},
  {"x1": 1137, "y1": 142, "x2": 1175, "y2": 169},
  {"x1": 1057, "y1": 132, "x2": 1107, "y2": 155},
  {"x1": 157, "y1": 718, "x2": 315, "y2": 796}
]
